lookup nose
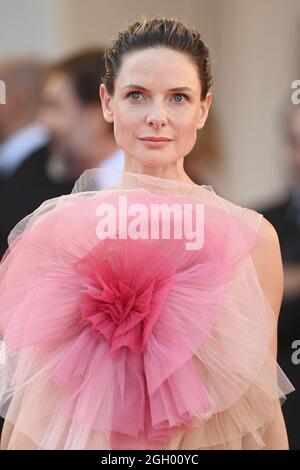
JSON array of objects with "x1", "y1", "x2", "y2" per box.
[{"x1": 146, "y1": 103, "x2": 168, "y2": 128}]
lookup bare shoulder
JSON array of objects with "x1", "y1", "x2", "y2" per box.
[
  {"x1": 257, "y1": 213, "x2": 281, "y2": 245},
  {"x1": 249, "y1": 213, "x2": 284, "y2": 323},
  {"x1": 253, "y1": 214, "x2": 283, "y2": 272},
  {"x1": 244, "y1": 208, "x2": 278, "y2": 242}
]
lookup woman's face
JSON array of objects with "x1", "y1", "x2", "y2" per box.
[{"x1": 99, "y1": 46, "x2": 212, "y2": 168}]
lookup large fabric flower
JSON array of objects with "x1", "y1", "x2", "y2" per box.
[{"x1": 75, "y1": 238, "x2": 175, "y2": 357}]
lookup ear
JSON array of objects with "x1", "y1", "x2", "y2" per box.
[
  {"x1": 196, "y1": 92, "x2": 213, "y2": 130},
  {"x1": 99, "y1": 83, "x2": 114, "y2": 123}
]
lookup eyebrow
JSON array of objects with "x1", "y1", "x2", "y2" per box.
[{"x1": 121, "y1": 84, "x2": 195, "y2": 94}]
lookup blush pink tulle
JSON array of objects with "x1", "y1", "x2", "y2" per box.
[{"x1": 0, "y1": 168, "x2": 295, "y2": 449}]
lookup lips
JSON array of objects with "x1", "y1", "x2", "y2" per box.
[{"x1": 138, "y1": 137, "x2": 173, "y2": 142}]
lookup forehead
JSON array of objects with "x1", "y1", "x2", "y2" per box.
[{"x1": 115, "y1": 47, "x2": 200, "y2": 90}]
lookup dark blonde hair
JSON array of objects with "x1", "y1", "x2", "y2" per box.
[{"x1": 101, "y1": 16, "x2": 213, "y2": 101}]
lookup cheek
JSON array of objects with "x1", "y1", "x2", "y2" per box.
[
  {"x1": 177, "y1": 108, "x2": 199, "y2": 131},
  {"x1": 113, "y1": 108, "x2": 140, "y2": 142},
  {"x1": 175, "y1": 115, "x2": 198, "y2": 145},
  {"x1": 174, "y1": 114, "x2": 198, "y2": 155}
]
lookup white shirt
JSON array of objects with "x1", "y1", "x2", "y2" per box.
[
  {"x1": 0, "y1": 123, "x2": 49, "y2": 177},
  {"x1": 96, "y1": 148, "x2": 124, "y2": 189}
]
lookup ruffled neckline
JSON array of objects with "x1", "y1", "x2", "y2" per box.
[{"x1": 71, "y1": 166, "x2": 215, "y2": 195}]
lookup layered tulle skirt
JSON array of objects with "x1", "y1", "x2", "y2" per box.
[{"x1": 0, "y1": 168, "x2": 295, "y2": 449}]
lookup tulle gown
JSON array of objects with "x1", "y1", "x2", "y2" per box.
[{"x1": 0, "y1": 168, "x2": 295, "y2": 450}]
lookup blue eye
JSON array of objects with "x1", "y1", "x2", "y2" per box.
[
  {"x1": 172, "y1": 94, "x2": 187, "y2": 103},
  {"x1": 127, "y1": 91, "x2": 188, "y2": 103},
  {"x1": 128, "y1": 91, "x2": 142, "y2": 100}
]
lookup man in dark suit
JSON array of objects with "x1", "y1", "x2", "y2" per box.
[
  {"x1": 0, "y1": 58, "x2": 76, "y2": 259},
  {"x1": 0, "y1": 142, "x2": 75, "y2": 256},
  {"x1": 258, "y1": 103, "x2": 300, "y2": 450}
]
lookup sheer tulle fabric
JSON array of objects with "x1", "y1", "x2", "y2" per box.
[{"x1": 0, "y1": 168, "x2": 295, "y2": 450}]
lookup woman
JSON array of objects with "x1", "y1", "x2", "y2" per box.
[{"x1": 0, "y1": 16, "x2": 295, "y2": 450}]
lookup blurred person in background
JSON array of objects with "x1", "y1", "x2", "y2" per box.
[
  {"x1": 39, "y1": 48, "x2": 124, "y2": 190},
  {"x1": 258, "y1": 102, "x2": 300, "y2": 449},
  {"x1": 0, "y1": 58, "x2": 48, "y2": 181},
  {"x1": 0, "y1": 58, "x2": 76, "y2": 258}
]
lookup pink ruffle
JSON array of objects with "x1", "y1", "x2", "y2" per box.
[{"x1": 0, "y1": 169, "x2": 295, "y2": 449}]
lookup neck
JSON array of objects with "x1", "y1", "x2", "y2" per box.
[{"x1": 123, "y1": 154, "x2": 194, "y2": 184}]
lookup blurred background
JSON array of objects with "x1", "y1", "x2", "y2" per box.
[{"x1": 0, "y1": 0, "x2": 299, "y2": 449}]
